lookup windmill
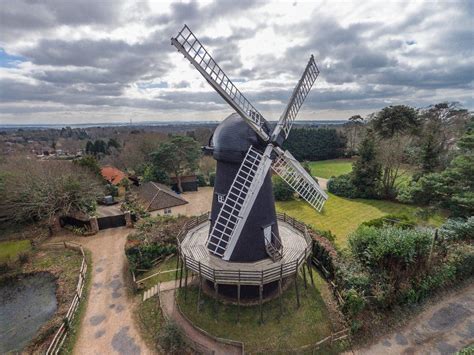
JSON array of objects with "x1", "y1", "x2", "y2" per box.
[{"x1": 171, "y1": 25, "x2": 327, "y2": 267}]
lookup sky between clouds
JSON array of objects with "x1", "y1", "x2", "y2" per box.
[{"x1": 0, "y1": 0, "x2": 472, "y2": 124}]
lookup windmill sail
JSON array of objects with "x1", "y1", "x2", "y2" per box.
[
  {"x1": 272, "y1": 55, "x2": 320, "y2": 143},
  {"x1": 272, "y1": 148, "x2": 328, "y2": 212},
  {"x1": 207, "y1": 145, "x2": 273, "y2": 260},
  {"x1": 171, "y1": 25, "x2": 270, "y2": 141}
]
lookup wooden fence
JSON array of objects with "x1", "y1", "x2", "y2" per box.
[
  {"x1": 176, "y1": 212, "x2": 313, "y2": 286},
  {"x1": 43, "y1": 241, "x2": 88, "y2": 355}
]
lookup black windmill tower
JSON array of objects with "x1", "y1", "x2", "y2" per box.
[{"x1": 171, "y1": 25, "x2": 328, "y2": 265}]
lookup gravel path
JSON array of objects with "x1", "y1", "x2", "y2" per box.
[
  {"x1": 355, "y1": 282, "x2": 474, "y2": 354},
  {"x1": 160, "y1": 289, "x2": 242, "y2": 355},
  {"x1": 59, "y1": 228, "x2": 152, "y2": 355}
]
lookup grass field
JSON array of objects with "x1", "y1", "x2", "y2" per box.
[
  {"x1": 308, "y1": 159, "x2": 354, "y2": 179},
  {"x1": 0, "y1": 240, "x2": 31, "y2": 263},
  {"x1": 137, "y1": 256, "x2": 178, "y2": 289},
  {"x1": 177, "y1": 270, "x2": 344, "y2": 353},
  {"x1": 276, "y1": 194, "x2": 445, "y2": 248}
]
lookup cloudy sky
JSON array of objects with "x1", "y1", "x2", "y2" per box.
[{"x1": 0, "y1": 0, "x2": 472, "y2": 124}]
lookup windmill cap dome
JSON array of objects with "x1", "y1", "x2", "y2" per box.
[{"x1": 212, "y1": 113, "x2": 265, "y2": 163}]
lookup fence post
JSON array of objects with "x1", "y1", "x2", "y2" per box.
[
  {"x1": 428, "y1": 229, "x2": 438, "y2": 266},
  {"x1": 175, "y1": 251, "x2": 180, "y2": 280},
  {"x1": 179, "y1": 255, "x2": 184, "y2": 289},
  {"x1": 279, "y1": 264, "x2": 283, "y2": 317},
  {"x1": 259, "y1": 270, "x2": 264, "y2": 324},
  {"x1": 307, "y1": 249, "x2": 314, "y2": 286},
  {"x1": 197, "y1": 262, "x2": 202, "y2": 313},
  {"x1": 302, "y1": 251, "x2": 307, "y2": 290},
  {"x1": 184, "y1": 255, "x2": 188, "y2": 301},
  {"x1": 237, "y1": 270, "x2": 241, "y2": 323},
  {"x1": 213, "y1": 269, "x2": 218, "y2": 319},
  {"x1": 294, "y1": 261, "x2": 300, "y2": 308}
]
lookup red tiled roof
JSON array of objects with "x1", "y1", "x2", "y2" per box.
[{"x1": 101, "y1": 166, "x2": 127, "y2": 185}]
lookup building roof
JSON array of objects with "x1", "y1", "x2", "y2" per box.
[
  {"x1": 101, "y1": 166, "x2": 127, "y2": 185},
  {"x1": 137, "y1": 182, "x2": 188, "y2": 212},
  {"x1": 170, "y1": 175, "x2": 198, "y2": 184}
]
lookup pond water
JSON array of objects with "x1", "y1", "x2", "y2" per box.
[{"x1": 0, "y1": 272, "x2": 57, "y2": 353}]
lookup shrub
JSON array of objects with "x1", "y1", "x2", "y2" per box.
[
  {"x1": 343, "y1": 289, "x2": 366, "y2": 316},
  {"x1": 327, "y1": 174, "x2": 358, "y2": 198},
  {"x1": 126, "y1": 243, "x2": 176, "y2": 272},
  {"x1": 158, "y1": 321, "x2": 185, "y2": 353},
  {"x1": 349, "y1": 226, "x2": 432, "y2": 271},
  {"x1": 395, "y1": 181, "x2": 421, "y2": 204},
  {"x1": 196, "y1": 174, "x2": 206, "y2": 187},
  {"x1": 18, "y1": 251, "x2": 30, "y2": 264},
  {"x1": 209, "y1": 172, "x2": 216, "y2": 187},
  {"x1": 445, "y1": 243, "x2": 474, "y2": 279},
  {"x1": 360, "y1": 214, "x2": 416, "y2": 229},
  {"x1": 439, "y1": 217, "x2": 474, "y2": 241},
  {"x1": 273, "y1": 176, "x2": 294, "y2": 201}
]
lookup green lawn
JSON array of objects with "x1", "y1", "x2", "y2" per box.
[
  {"x1": 177, "y1": 270, "x2": 343, "y2": 353},
  {"x1": 0, "y1": 240, "x2": 31, "y2": 263},
  {"x1": 309, "y1": 159, "x2": 354, "y2": 179},
  {"x1": 276, "y1": 193, "x2": 445, "y2": 248},
  {"x1": 137, "y1": 256, "x2": 178, "y2": 289}
]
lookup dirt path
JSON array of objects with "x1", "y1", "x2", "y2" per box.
[
  {"x1": 315, "y1": 177, "x2": 328, "y2": 190},
  {"x1": 355, "y1": 282, "x2": 474, "y2": 354},
  {"x1": 54, "y1": 228, "x2": 152, "y2": 355},
  {"x1": 160, "y1": 289, "x2": 242, "y2": 355}
]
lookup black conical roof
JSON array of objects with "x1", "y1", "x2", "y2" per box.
[{"x1": 212, "y1": 113, "x2": 264, "y2": 163}]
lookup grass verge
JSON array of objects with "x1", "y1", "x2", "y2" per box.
[
  {"x1": 136, "y1": 296, "x2": 164, "y2": 349},
  {"x1": 276, "y1": 193, "x2": 445, "y2": 248},
  {"x1": 176, "y1": 270, "x2": 343, "y2": 353},
  {"x1": 0, "y1": 240, "x2": 31, "y2": 263},
  {"x1": 60, "y1": 249, "x2": 92, "y2": 354},
  {"x1": 137, "y1": 256, "x2": 178, "y2": 290}
]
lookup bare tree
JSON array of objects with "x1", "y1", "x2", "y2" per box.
[
  {"x1": 0, "y1": 158, "x2": 104, "y2": 228},
  {"x1": 343, "y1": 115, "x2": 365, "y2": 155}
]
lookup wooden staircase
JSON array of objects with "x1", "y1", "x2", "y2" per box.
[{"x1": 265, "y1": 232, "x2": 283, "y2": 262}]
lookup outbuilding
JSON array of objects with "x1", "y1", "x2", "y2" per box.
[{"x1": 137, "y1": 181, "x2": 188, "y2": 216}]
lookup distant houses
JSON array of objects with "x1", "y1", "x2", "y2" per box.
[{"x1": 100, "y1": 166, "x2": 128, "y2": 195}]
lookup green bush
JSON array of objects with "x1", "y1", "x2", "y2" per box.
[
  {"x1": 343, "y1": 289, "x2": 366, "y2": 316},
  {"x1": 273, "y1": 176, "x2": 294, "y2": 201},
  {"x1": 196, "y1": 174, "x2": 207, "y2": 187},
  {"x1": 327, "y1": 174, "x2": 358, "y2": 198},
  {"x1": 396, "y1": 181, "x2": 421, "y2": 204},
  {"x1": 209, "y1": 172, "x2": 216, "y2": 187},
  {"x1": 349, "y1": 226, "x2": 432, "y2": 271},
  {"x1": 446, "y1": 243, "x2": 474, "y2": 279},
  {"x1": 158, "y1": 321, "x2": 185, "y2": 353},
  {"x1": 360, "y1": 214, "x2": 416, "y2": 229},
  {"x1": 439, "y1": 217, "x2": 474, "y2": 241},
  {"x1": 335, "y1": 262, "x2": 371, "y2": 293},
  {"x1": 126, "y1": 244, "x2": 176, "y2": 272}
]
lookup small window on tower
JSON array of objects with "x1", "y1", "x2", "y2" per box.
[{"x1": 217, "y1": 193, "x2": 226, "y2": 203}]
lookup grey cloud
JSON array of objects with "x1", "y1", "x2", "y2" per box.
[{"x1": 0, "y1": 0, "x2": 122, "y2": 42}]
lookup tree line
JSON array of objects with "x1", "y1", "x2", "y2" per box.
[{"x1": 328, "y1": 103, "x2": 473, "y2": 217}]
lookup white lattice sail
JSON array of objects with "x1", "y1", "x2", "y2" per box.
[{"x1": 272, "y1": 149, "x2": 328, "y2": 212}]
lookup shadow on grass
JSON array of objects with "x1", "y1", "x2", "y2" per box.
[{"x1": 176, "y1": 270, "x2": 343, "y2": 353}]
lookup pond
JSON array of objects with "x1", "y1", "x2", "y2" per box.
[{"x1": 0, "y1": 272, "x2": 57, "y2": 353}]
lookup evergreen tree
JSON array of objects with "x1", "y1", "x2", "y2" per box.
[
  {"x1": 420, "y1": 133, "x2": 440, "y2": 175},
  {"x1": 416, "y1": 127, "x2": 474, "y2": 216},
  {"x1": 151, "y1": 135, "x2": 201, "y2": 193},
  {"x1": 85, "y1": 140, "x2": 94, "y2": 155},
  {"x1": 351, "y1": 129, "x2": 381, "y2": 198}
]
